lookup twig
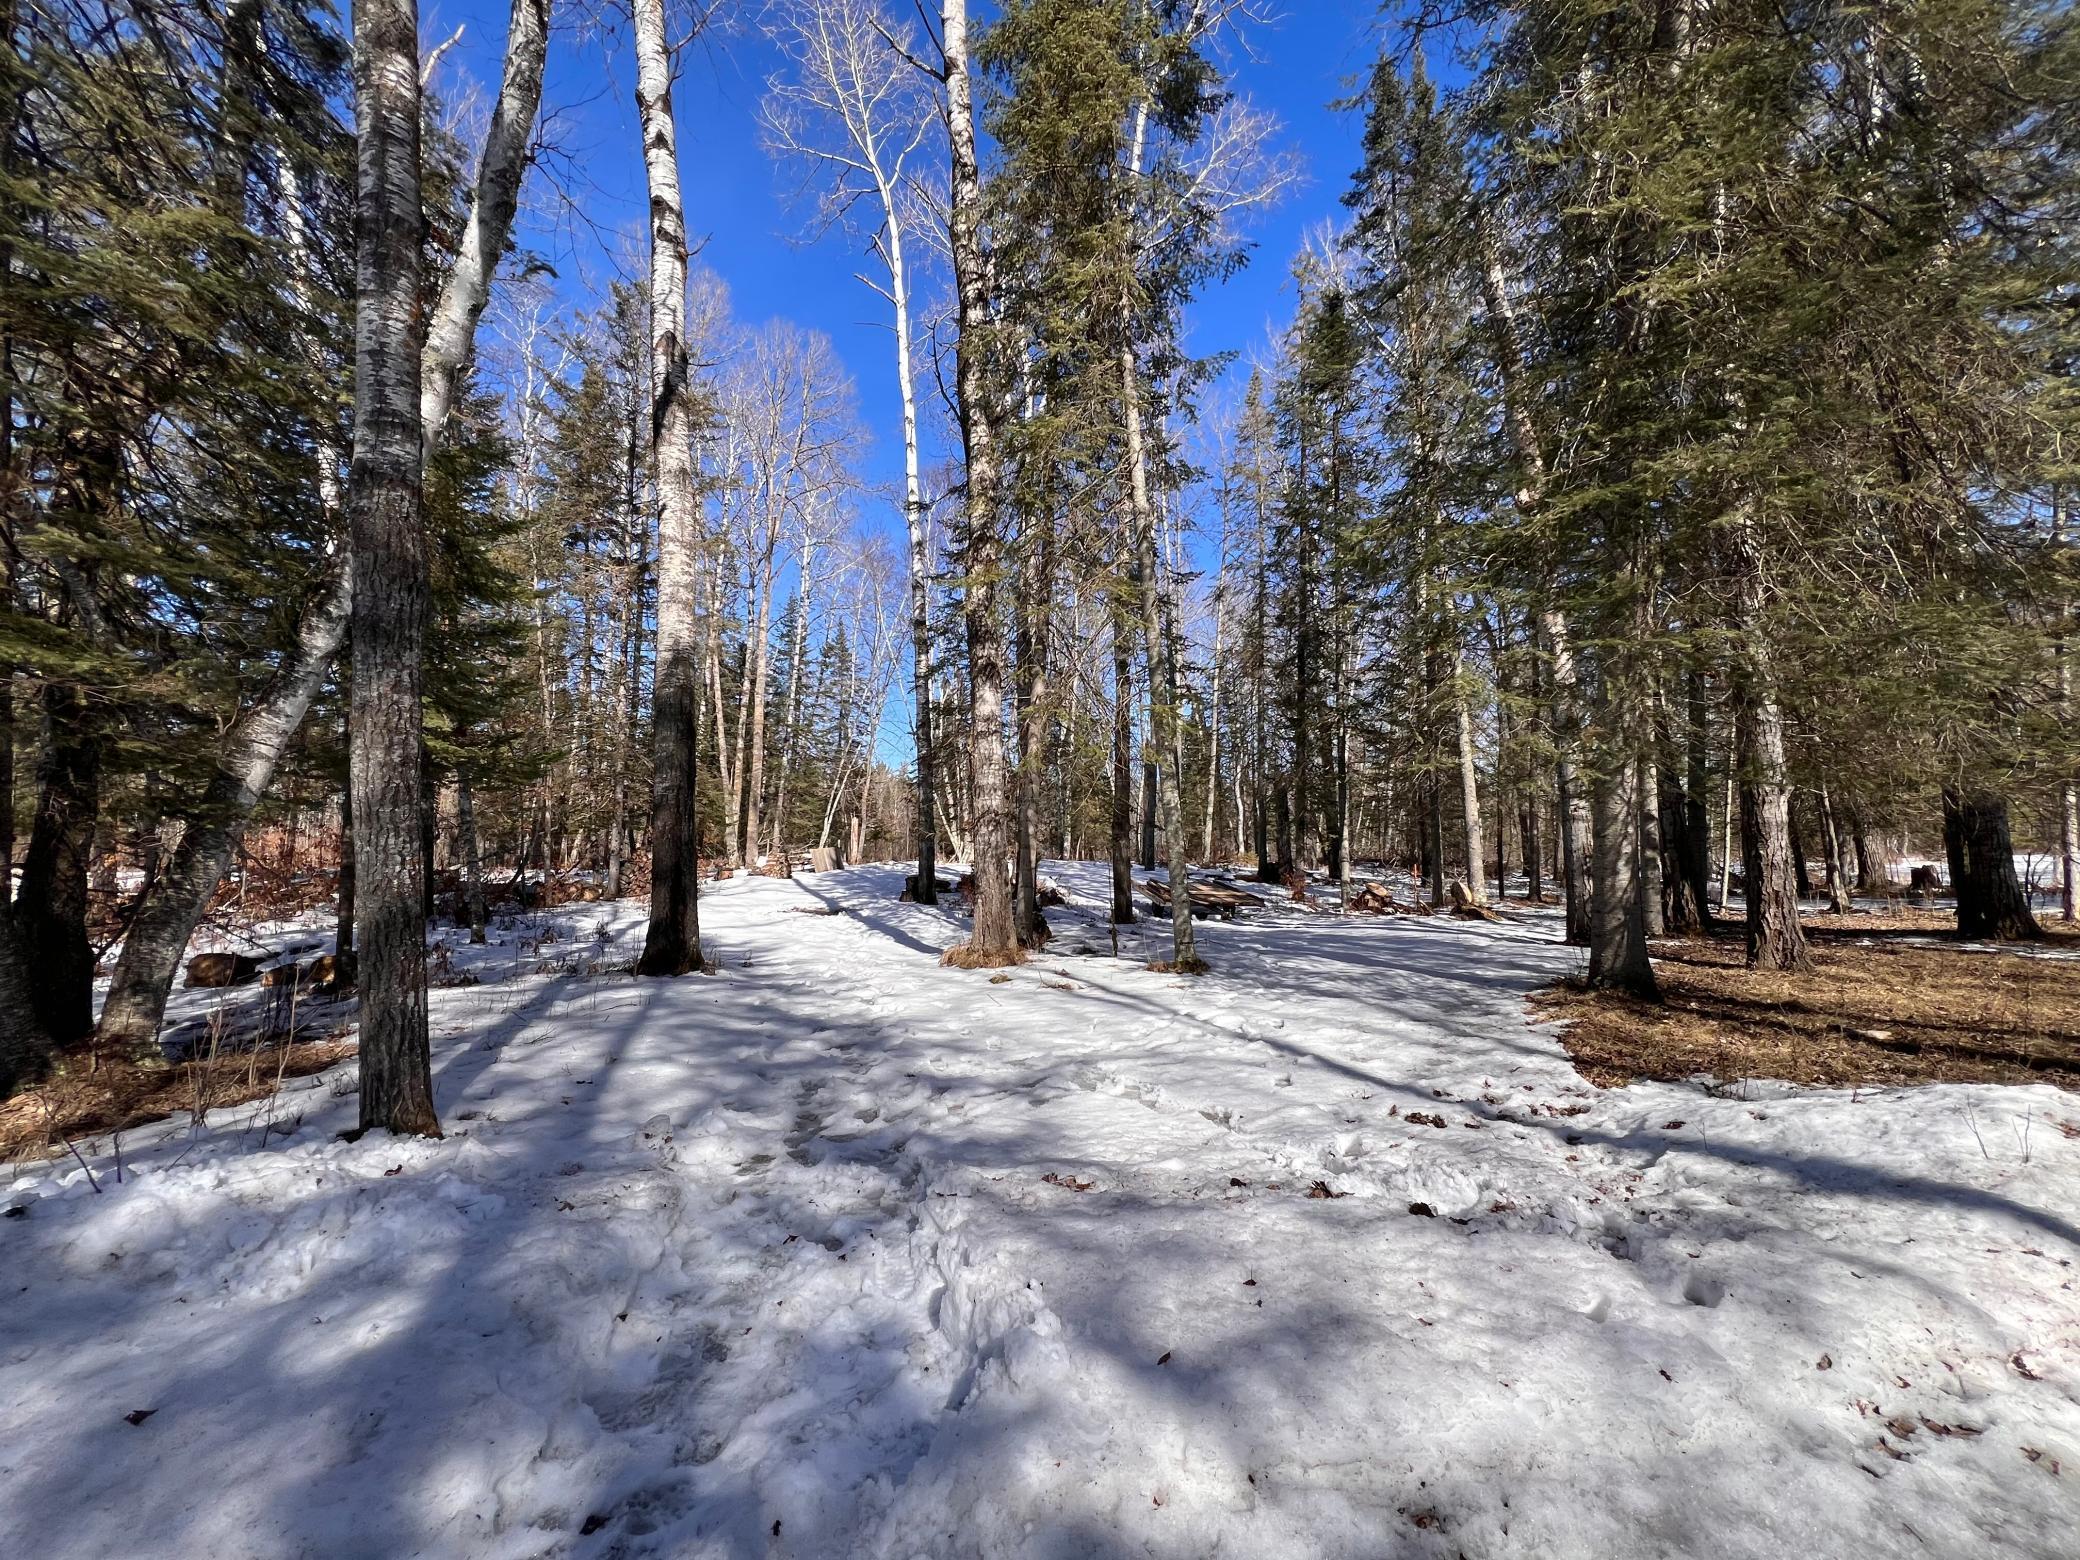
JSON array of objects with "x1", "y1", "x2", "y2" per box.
[{"x1": 60, "y1": 1136, "x2": 102, "y2": 1194}]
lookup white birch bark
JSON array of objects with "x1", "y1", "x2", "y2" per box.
[{"x1": 634, "y1": 0, "x2": 706, "y2": 975}]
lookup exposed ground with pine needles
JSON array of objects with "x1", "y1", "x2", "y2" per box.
[
  {"x1": 0, "y1": 1037, "x2": 357, "y2": 1165},
  {"x1": 1540, "y1": 918, "x2": 2080, "y2": 1093}
]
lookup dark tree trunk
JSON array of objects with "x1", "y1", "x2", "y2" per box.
[
  {"x1": 17, "y1": 682, "x2": 99, "y2": 1045},
  {"x1": 1523, "y1": 801, "x2": 1543, "y2": 904},
  {"x1": 1788, "y1": 799, "x2": 1814, "y2": 900},
  {"x1": 347, "y1": 0, "x2": 438, "y2": 1137},
  {"x1": 1942, "y1": 789, "x2": 2041, "y2": 941},
  {"x1": 0, "y1": 899, "x2": 51, "y2": 1095},
  {"x1": 1659, "y1": 765, "x2": 1706, "y2": 933},
  {"x1": 1587, "y1": 756, "x2": 1658, "y2": 998},
  {"x1": 1737, "y1": 770, "x2": 1810, "y2": 974},
  {"x1": 0, "y1": 668, "x2": 13, "y2": 884}
]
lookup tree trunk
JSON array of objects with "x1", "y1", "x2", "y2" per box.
[
  {"x1": 1818, "y1": 780, "x2": 1852, "y2": 915},
  {"x1": 1453, "y1": 645, "x2": 1486, "y2": 905},
  {"x1": 457, "y1": 768, "x2": 488, "y2": 943},
  {"x1": 1726, "y1": 512, "x2": 1809, "y2": 973},
  {"x1": 1942, "y1": 789, "x2": 2041, "y2": 941},
  {"x1": 347, "y1": 0, "x2": 438, "y2": 1137},
  {"x1": 0, "y1": 901, "x2": 51, "y2": 1096},
  {"x1": 1671, "y1": 669, "x2": 1712, "y2": 930},
  {"x1": 1638, "y1": 754, "x2": 1666, "y2": 936},
  {"x1": 1544, "y1": 613, "x2": 1593, "y2": 946},
  {"x1": 1013, "y1": 525, "x2": 1053, "y2": 946},
  {"x1": 2056, "y1": 490, "x2": 2076, "y2": 922},
  {"x1": 1110, "y1": 620, "x2": 1136, "y2": 924},
  {"x1": 1788, "y1": 799, "x2": 1815, "y2": 901},
  {"x1": 418, "y1": 0, "x2": 550, "y2": 437},
  {"x1": 894, "y1": 217, "x2": 938, "y2": 900},
  {"x1": 943, "y1": 0, "x2": 1016, "y2": 965},
  {"x1": 17, "y1": 682, "x2": 99, "y2": 1044},
  {"x1": 1586, "y1": 758, "x2": 1658, "y2": 998},
  {"x1": 768, "y1": 541, "x2": 816, "y2": 873},
  {"x1": 634, "y1": 0, "x2": 704, "y2": 976}
]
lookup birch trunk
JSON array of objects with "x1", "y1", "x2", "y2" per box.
[
  {"x1": 1453, "y1": 643, "x2": 1486, "y2": 905},
  {"x1": 634, "y1": 0, "x2": 705, "y2": 975},
  {"x1": 1110, "y1": 618, "x2": 1137, "y2": 924},
  {"x1": 741, "y1": 537, "x2": 781, "y2": 869},
  {"x1": 2056, "y1": 491, "x2": 2076, "y2": 922},
  {"x1": 893, "y1": 217, "x2": 939, "y2": 901},
  {"x1": 419, "y1": 0, "x2": 551, "y2": 438},
  {"x1": 1638, "y1": 754, "x2": 1666, "y2": 936},
  {"x1": 768, "y1": 539, "x2": 817, "y2": 871},
  {"x1": 943, "y1": 0, "x2": 1017, "y2": 964},
  {"x1": 347, "y1": 0, "x2": 438, "y2": 1136}
]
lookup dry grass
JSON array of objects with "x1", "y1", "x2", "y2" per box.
[
  {"x1": 1538, "y1": 920, "x2": 2080, "y2": 1093},
  {"x1": 0, "y1": 1037, "x2": 357, "y2": 1164},
  {"x1": 941, "y1": 943, "x2": 1027, "y2": 971}
]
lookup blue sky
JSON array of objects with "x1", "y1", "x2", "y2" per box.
[
  {"x1": 430, "y1": 1, "x2": 1392, "y2": 496},
  {"x1": 425, "y1": 2, "x2": 1395, "y2": 764}
]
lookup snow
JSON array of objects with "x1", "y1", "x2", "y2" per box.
[{"x1": 6, "y1": 863, "x2": 2077, "y2": 1558}]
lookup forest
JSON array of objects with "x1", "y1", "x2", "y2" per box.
[{"x1": 1, "y1": 2, "x2": 2078, "y2": 1557}]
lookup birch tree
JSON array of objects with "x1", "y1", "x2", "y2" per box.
[
  {"x1": 764, "y1": 0, "x2": 946, "y2": 899},
  {"x1": 633, "y1": 0, "x2": 706, "y2": 975}
]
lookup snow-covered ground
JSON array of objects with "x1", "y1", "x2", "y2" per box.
[{"x1": 4, "y1": 863, "x2": 2076, "y2": 1558}]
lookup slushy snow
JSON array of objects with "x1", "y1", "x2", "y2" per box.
[{"x1": 4, "y1": 863, "x2": 2075, "y2": 1558}]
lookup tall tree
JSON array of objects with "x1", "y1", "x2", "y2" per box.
[
  {"x1": 634, "y1": 0, "x2": 706, "y2": 976},
  {"x1": 347, "y1": 0, "x2": 439, "y2": 1135},
  {"x1": 764, "y1": 0, "x2": 945, "y2": 899},
  {"x1": 941, "y1": 0, "x2": 1019, "y2": 965}
]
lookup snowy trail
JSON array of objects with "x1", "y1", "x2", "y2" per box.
[{"x1": 4, "y1": 864, "x2": 2076, "y2": 1559}]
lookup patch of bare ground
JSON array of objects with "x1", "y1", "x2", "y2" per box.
[
  {"x1": 1536, "y1": 919, "x2": 2080, "y2": 1093},
  {"x1": 0, "y1": 1037, "x2": 357, "y2": 1164}
]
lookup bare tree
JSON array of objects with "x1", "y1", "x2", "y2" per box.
[{"x1": 765, "y1": 0, "x2": 945, "y2": 899}]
